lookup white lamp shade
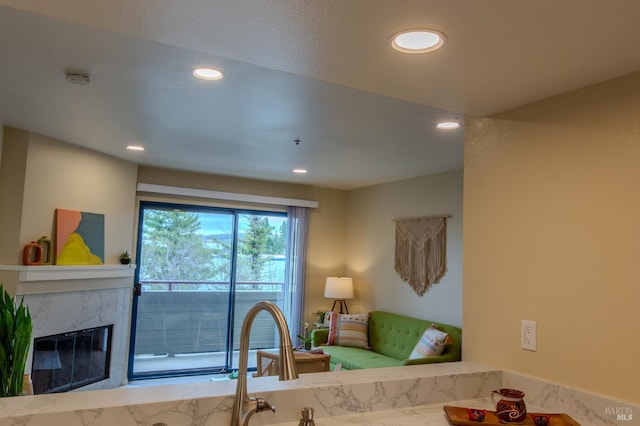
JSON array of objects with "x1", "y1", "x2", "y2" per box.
[{"x1": 324, "y1": 277, "x2": 353, "y2": 299}]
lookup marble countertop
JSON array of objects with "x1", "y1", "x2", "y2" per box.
[
  {"x1": 265, "y1": 398, "x2": 587, "y2": 426},
  {"x1": 265, "y1": 398, "x2": 490, "y2": 426},
  {"x1": 1, "y1": 361, "x2": 498, "y2": 419},
  {"x1": 0, "y1": 361, "x2": 619, "y2": 426}
]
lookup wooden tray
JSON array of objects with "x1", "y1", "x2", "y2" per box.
[{"x1": 443, "y1": 405, "x2": 580, "y2": 426}]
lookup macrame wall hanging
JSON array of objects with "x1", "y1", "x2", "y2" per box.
[{"x1": 394, "y1": 215, "x2": 449, "y2": 296}]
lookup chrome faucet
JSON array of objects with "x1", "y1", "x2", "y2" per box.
[
  {"x1": 299, "y1": 407, "x2": 316, "y2": 426},
  {"x1": 230, "y1": 301, "x2": 299, "y2": 426}
]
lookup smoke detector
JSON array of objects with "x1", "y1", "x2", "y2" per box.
[{"x1": 65, "y1": 70, "x2": 92, "y2": 86}]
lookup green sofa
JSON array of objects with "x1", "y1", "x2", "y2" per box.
[{"x1": 310, "y1": 310, "x2": 461, "y2": 370}]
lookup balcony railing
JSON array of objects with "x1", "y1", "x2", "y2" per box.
[
  {"x1": 134, "y1": 280, "x2": 284, "y2": 359},
  {"x1": 140, "y1": 279, "x2": 283, "y2": 292}
]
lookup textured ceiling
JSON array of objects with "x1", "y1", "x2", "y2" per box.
[{"x1": 0, "y1": 1, "x2": 639, "y2": 189}]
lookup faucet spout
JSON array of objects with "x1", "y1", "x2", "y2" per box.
[{"x1": 231, "y1": 301, "x2": 299, "y2": 426}]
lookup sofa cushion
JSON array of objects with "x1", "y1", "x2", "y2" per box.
[
  {"x1": 368, "y1": 311, "x2": 431, "y2": 361},
  {"x1": 367, "y1": 311, "x2": 462, "y2": 363},
  {"x1": 321, "y1": 345, "x2": 403, "y2": 370},
  {"x1": 327, "y1": 312, "x2": 369, "y2": 348},
  {"x1": 408, "y1": 324, "x2": 450, "y2": 359}
]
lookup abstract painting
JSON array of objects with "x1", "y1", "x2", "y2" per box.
[{"x1": 55, "y1": 209, "x2": 104, "y2": 265}]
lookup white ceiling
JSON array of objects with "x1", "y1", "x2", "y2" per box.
[{"x1": 1, "y1": 1, "x2": 639, "y2": 190}]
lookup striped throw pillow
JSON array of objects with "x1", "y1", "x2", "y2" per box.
[
  {"x1": 408, "y1": 324, "x2": 450, "y2": 359},
  {"x1": 327, "y1": 312, "x2": 369, "y2": 349}
]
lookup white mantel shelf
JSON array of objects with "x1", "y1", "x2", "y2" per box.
[
  {"x1": 0, "y1": 264, "x2": 136, "y2": 282},
  {"x1": 0, "y1": 265, "x2": 136, "y2": 295}
]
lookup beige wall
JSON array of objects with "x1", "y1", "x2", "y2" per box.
[
  {"x1": 0, "y1": 129, "x2": 138, "y2": 267},
  {"x1": 137, "y1": 166, "x2": 315, "y2": 201},
  {"x1": 463, "y1": 72, "x2": 640, "y2": 403},
  {"x1": 0, "y1": 121, "x2": 3, "y2": 164},
  {"x1": 136, "y1": 167, "x2": 463, "y2": 326},
  {"x1": 345, "y1": 170, "x2": 463, "y2": 327},
  {"x1": 304, "y1": 186, "x2": 348, "y2": 321},
  {"x1": 0, "y1": 128, "x2": 29, "y2": 265}
]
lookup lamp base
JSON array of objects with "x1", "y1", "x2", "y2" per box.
[{"x1": 331, "y1": 299, "x2": 349, "y2": 314}]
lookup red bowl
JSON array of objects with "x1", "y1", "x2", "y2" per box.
[
  {"x1": 467, "y1": 408, "x2": 487, "y2": 422},
  {"x1": 531, "y1": 414, "x2": 550, "y2": 426}
]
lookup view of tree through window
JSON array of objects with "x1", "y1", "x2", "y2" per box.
[
  {"x1": 237, "y1": 216, "x2": 287, "y2": 286},
  {"x1": 140, "y1": 209, "x2": 287, "y2": 290}
]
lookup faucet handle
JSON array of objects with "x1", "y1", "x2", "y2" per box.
[
  {"x1": 300, "y1": 407, "x2": 316, "y2": 426},
  {"x1": 301, "y1": 407, "x2": 314, "y2": 419},
  {"x1": 254, "y1": 397, "x2": 276, "y2": 413}
]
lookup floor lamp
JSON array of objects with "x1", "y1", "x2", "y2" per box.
[{"x1": 324, "y1": 277, "x2": 353, "y2": 314}]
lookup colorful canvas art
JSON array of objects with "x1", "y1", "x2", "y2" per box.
[{"x1": 55, "y1": 209, "x2": 105, "y2": 265}]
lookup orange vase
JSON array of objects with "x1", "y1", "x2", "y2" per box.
[{"x1": 23, "y1": 241, "x2": 43, "y2": 265}]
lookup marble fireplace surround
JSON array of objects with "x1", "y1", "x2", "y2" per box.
[
  {"x1": 0, "y1": 362, "x2": 636, "y2": 426},
  {"x1": 7, "y1": 265, "x2": 135, "y2": 392}
]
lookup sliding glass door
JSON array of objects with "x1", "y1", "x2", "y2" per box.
[{"x1": 128, "y1": 201, "x2": 289, "y2": 379}]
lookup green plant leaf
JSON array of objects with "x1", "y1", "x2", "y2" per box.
[
  {"x1": 2, "y1": 311, "x2": 13, "y2": 344},
  {"x1": 0, "y1": 314, "x2": 6, "y2": 342},
  {"x1": 0, "y1": 285, "x2": 32, "y2": 397},
  {"x1": 297, "y1": 334, "x2": 311, "y2": 343}
]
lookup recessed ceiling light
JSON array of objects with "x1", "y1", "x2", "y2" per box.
[
  {"x1": 293, "y1": 169, "x2": 308, "y2": 174},
  {"x1": 436, "y1": 121, "x2": 461, "y2": 130},
  {"x1": 390, "y1": 29, "x2": 446, "y2": 53},
  {"x1": 126, "y1": 145, "x2": 145, "y2": 151},
  {"x1": 192, "y1": 68, "x2": 224, "y2": 80}
]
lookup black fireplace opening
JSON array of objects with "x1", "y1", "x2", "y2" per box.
[{"x1": 31, "y1": 324, "x2": 113, "y2": 394}]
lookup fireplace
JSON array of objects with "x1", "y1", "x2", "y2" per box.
[
  {"x1": 2, "y1": 265, "x2": 136, "y2": 391},
  {"x1": 31, "y1": 325, "x2": 113, "y2": 394}
]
